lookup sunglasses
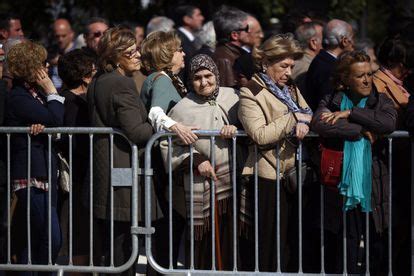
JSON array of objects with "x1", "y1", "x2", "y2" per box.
[
  {"x1": 91, "y1": 31, "x2": 103, "y2": 38},
  {"x1": 124, "y1": 49, "x2": 139, "y2": 58},
  {"x1": 235, "y1": 24, "x2": 249, "y2": 33}
]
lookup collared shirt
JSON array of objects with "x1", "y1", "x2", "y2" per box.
[
  {"x1": 178, "y1": 27, "x2": 195, "y2": 42},
  {"x1": 241, "y1": 45, "x2": 251, "y2": 53},
  {"x1": 326, "y1": 50, "x2": 337, "y2": 59}
]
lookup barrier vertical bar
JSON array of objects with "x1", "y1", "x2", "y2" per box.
[
  {"x1": 210, "y1": 136, "x2": 216, "y2": 271},
  {"x1": 27, "y1": 134, "x2": 32, "y2": 264},
  {"x1": 189, "y1": 144, "x2": 194, "y2": 270},
  {"x1": 69, "y1": 134, "x2": 73, "y2": 265},
  {"x1": 232, "y1": 137, "x2": 237, "y2": 271},
  {"x1": 168, "y1": 136, "x2": 173, "y2": 270},
  {"x1": 388, "y1": 138, "x2": 393, "y2": 276},
  {"x1": 276, "y1": 143, "x2": 281, "y2": 273},
  {"x1": 321, "y1": 185, "x2": 325, "y2": 273},
  {"x1": 254, "y1": 144, "x2": 259, "y2": 272},
  {"x1": 298, "y1": 142, "x2": 303, "y2": 273},
  {"x1": 48, "y1": 134, "x2": 52, "y2": 264},
  {"x1": 366, "y1": 209, "x2": 370, "y2": 274},
  {"x1": 343, "y1": 203, "x2": 347, "y2": 274},
  {"x1": 411, "y1": 138, "x2": 414, "y2": 275},
  {"x1": 6, "y1": 134, "x2": 10, "y2": 264},
  {"x1": 89, "y1": 134, "x2": 94, "y2": 266},
  {"x1": 110, "y1": 133, "x2": 114, "y2": 267}
]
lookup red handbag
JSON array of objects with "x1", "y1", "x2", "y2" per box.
[{"x1": 320, "y1": 145, "x2": 343, "y2": 186}]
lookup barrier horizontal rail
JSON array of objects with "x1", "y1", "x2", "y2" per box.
[
  {"x1": 0, "y1": 128, "x2": 411, "y2": 275},
  {"x1": 0, "y1": 127, "x2": 146, "y2": 275},
  {"x1": 144, "y1": 129, "x2": 413, "y2": 275}
]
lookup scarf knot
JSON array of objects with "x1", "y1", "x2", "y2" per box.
[{"x1": 259, "y1": 73, "x2": 312, "y2": 115}]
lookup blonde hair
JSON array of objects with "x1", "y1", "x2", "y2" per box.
[
  {"x1": 140, "y1": 30, "x2": 181, "y2": 72},
  {"x1": 7, "y1": 41, "x2": 47, "y2": 83},
  {"x1": 97, "y1": 26, "x2": 136, "y2": 72},
  {"x1": 252, "y1": 33, "x2": 303, "y2": 71}
]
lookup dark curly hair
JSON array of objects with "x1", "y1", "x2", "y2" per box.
[
  {"x1": 7, "y1": 41, "x2": 47, "y2": 83},
  {"x1": 58, "y1": 49, "x2": 95, "y2": 89},
  {"x1": 332, "y1": 50, "x2": 371, "y2": 91}
]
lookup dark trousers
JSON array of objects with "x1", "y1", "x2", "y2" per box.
[
  {"x1": 94, "y1": 219, "x2": 135, "y2": 276},
  {"x1": 324, "y1": 209, "x2": 388, "y2": 274},
  {"x1": 146, "y1": 210, "x2": 186, "y2": 276},
  {"x1": 239, "y1": 177, "x2": 297, "y2": 272},
  {"x1": 190, "y1": 210, "x2": 233, "y2": 270},
  {"x1": 14, "y1": 188, "x2": 62, "y2": 276},
  {"x1": 146, "y1": 146, "x2": 186, "y2": 275}
]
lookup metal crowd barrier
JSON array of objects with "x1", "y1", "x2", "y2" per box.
[
  {"x1": 144, "y1": 130, "x2": 413, "y2": 276},
  {"x1": 0, "y1": 127, "x2": 150, "y2": 275}
]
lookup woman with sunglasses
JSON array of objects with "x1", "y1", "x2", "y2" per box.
[{"x1": 87, "y1": 26, "x2": 153, "y2": 276}]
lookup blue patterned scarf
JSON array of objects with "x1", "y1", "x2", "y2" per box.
[
  {"x1": 259, "y1": 72, "x2": 313, "y2": 115},
  {"x1": 339, "y1": 93, "x2": 372, "y2": 212}
]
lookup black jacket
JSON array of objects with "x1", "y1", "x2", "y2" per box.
[
  {"x1": 305, "y1": 50, "x2": 337, "y2": 111},
  {"x1": 311, "y1": 89, "x2": 397, "y2": 233},
  {"x1": 6, "y1": 82, "x2": 65, "y2": 206}
]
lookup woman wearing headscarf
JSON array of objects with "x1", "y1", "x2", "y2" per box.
[
  {"x1": 238, "y1": 34, "x2": 312, "y2": 272},
  {"x1": 311, "y1": 51, "x2": 397, "y2": 274},
  {"x1": 160, "y1": 54, "x2": 239, "y2": 269}
]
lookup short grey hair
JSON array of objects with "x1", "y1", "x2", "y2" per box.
[
  {"x1": 323, "y1": 19, "x2": 353, "y2": 49},
  {"x1": 146, "y1": 16, "x2": 175, "y2": 35},
  {"x1": 213, "y1": 6, "x2": 249, "y2": 42},
  {"x1": 3, "y1": 37, "x2": 25, "y2": 77},
  {"x1": 295, "y1": 22, "x2": 322, "y2": 48},
  {"x1": 196, "y1": 21, "x2": 216, "y2": 49}
]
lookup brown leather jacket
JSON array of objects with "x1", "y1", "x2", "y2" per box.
[{"x1": 213, "y1": 42, "x2": 244, "y2": 88}]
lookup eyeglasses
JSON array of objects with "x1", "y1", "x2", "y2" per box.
[
  {"x1": 123, "y1": 49, "x2": 139, "y2": 59},
  {"x1": 235, "y1": 24, "x2": 249, "y2": 33},
  {"x1": 91, "y1": 31, "x2": 103, "y2": 38}
]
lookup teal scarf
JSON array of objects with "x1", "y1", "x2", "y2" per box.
[{"x1": 338, "y1": 93, "x2": 372, "y2": 212}]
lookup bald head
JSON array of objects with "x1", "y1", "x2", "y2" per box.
[
  {"x1": 323, "y1": 19, "x2": 354, "y2": 53},
  {"x1": 53, "y1": 18, "x2": 74, "y2": 53}
]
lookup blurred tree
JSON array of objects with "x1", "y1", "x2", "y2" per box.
[{"x1": 0, "y1": 0, "x2": 412, "y2": 46}]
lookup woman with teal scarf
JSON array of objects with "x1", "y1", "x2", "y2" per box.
[{"x1": 311, "y1": 51, "x2": 397, "y2": 274}]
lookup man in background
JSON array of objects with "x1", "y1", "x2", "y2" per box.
[
  {"x1": 0, "y1": 13, "x2": 24, "y2": 43},
  {"x1": 292, "y1": 21, "x2": 324, "y2": 93}
]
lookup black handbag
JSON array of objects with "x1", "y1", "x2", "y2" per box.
[
  {"x1": 258, "y1": 148, "x2": 315, "y2": 194},
  {"x1": 284, "y1": 162, "x2": 315, "y2": 194}
]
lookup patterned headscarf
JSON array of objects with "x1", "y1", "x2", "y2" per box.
[
  {"x1": 189, "y1": 54, "x2": 220, "y2": 102},
  {"x1": 165, "y1": 70, "x2": 188, "y2": 98}
]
